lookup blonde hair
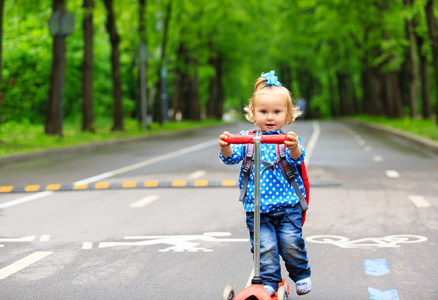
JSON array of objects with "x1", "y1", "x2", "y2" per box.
[{"x1": 244, "y1": 75, "x2": 301, "y2": 125}]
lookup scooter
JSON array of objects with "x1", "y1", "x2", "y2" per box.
[{"x1": 222, "y1": 134, "x2": 290, "y2": 300}]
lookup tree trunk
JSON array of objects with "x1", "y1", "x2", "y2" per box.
[
  {"x1": 0, "y1": 0, "x2": 4, "y2": 86},
  {"x1": 336, "y1": 72, "x2": 350, "y2": 116},
  {"x1": 103, "y1": 0, "x2": 124, "y2": 131},
  {"x1": 206, "y1": 43, "x2": 225, "y2": 120},
  {"x1": 384, "y1": 72, "x2": 404, "y2": 118},
  {"x1": 82, "y1": 0, "x2": 94, "y2": 132},
  {"x1": 45, "y1": 0, "x2": 66, "y2": 135},
  {"x1": 425, "y1": 0, "x2": 438, "y2": 124},
  {"x1": 137, "y1": 0, "x2": 147, "y2": 128},
  {"x1": 172, "y1": 42, "x2": 184, "y2": 121},
  {"x1": 370, "y1": 67, "x2": 384, "y2": 116},
  {"x1": 214, "y1": 55, "x2": 225, "y2": 120},
  {"x1": 156, "y1": 1, "x2": 172, "y2": 124},
  {"x1": 404, "y1": 0, "x2": 418, "y2": 118},
  {"x1": 0, "y1": 0, "x2": 4, "y2": 130},
  {"x1": 189, "y1": 58, "x2": 200, "y2": 120},
  {"x1": 416, "y1": 35, "x2": 432, "y2": 118}
]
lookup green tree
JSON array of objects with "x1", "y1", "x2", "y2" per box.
[
  {"x1": 82, "y1": 0, "x2": 94, "y2": 132},
  {"x1": 103, "y1": 0, "x2": 123, "y2": 131}
]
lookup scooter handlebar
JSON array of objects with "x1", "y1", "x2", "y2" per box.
[{"x1": 225, "y1": 134, "x2": 288, "y2": 145}]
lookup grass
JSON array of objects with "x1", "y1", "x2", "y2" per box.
[
  {"x1": 0, "y1": 118, "x2": 226, "y2": 157},
  {"x1": 350, "y1": 115, "x2": 438, "y2": 142}
]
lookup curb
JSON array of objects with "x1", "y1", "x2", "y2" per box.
[{"x1": 347, "y1": 120, "x2": 438, "y2": 156}]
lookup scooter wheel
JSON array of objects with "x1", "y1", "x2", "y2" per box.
[
  {"x1": 222, "y1": 284, "x2": 235, "y2": 300},
  {"x1": 277, "y1": 286, "x2": 288, "y2": 300}
]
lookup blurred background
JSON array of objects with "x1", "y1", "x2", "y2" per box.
[{"x1": 0, "y1": 0, "x2": 437, "y2": 151}]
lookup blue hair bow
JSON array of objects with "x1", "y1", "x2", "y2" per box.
[{"x1": 261, "y1": 70, "x2": 281, "y2": 86}]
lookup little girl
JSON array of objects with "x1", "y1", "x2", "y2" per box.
[{"x1": 219, "y1": 70, "x2": 311, "y2": 296}]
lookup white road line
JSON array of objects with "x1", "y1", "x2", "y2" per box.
[
  {"x1": 0, "y1": 191, "x2": 54, "y2": 209},
  {"x1": 0, "y1": 236, "x2": 36, "y2": 242},
  {"x1": 2, "y1": 139, "x2": 217, "y2": 209},
  {"x1": 364, "y1": 146, "x2": 372, "y2": 152},
  {"x1": 188, "y1": 170, "x2": 206, "y2": 180},
  {"x1": 74, "y1": 139, "x2": 217, "y2": 185},
  {"x1": 409, "y1": 195, "x2": 431, "y2": 208},
  {"x1": 357, "y1": 139, "x2": 366, "y2": 146},
  {"x1": 130, "y1": 195, "x2": 159, "y2": 208},
  {"x1": 74, "y1": 173, "x2": 113, "y2": 185},
  {"x1": 373, "y1": 156, "x2": 384, "y2": 162},
  {"x1": 385, "y1": 170, "x2": 400, "y2": 178},
  {"x1": 39, "y1": 235, "x2": 51, "y2": 242},
  {"x1": 246, "y1": 268, "x2": 255, "y2": 287},
  {"x1": 304, "y1": 121, "x2": 320, "y2": 166},
  {"x1": 82, "y1": 242, "x2": 93, "y2": 250},
  {"x1": 0, "y1": 251, "x2": 53, "y2": 280}
]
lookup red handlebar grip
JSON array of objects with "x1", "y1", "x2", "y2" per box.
[
  {"x1": 225, "y1": 136, "x2": 254, "y2": 145},
  {"x1": 226, "y1": 134, "x2": 288, "y2": 145},
  {"x1": 261, "y1": 135, "x2": 288, "y2": 144}
]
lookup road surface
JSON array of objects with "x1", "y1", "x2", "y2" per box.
[{"x1": 0, "y1": 120, "x2": 437, "y2": 299}]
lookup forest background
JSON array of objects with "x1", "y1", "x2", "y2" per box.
[{"x1": 0, "y1": 0, "x2": 437, "y2": 155}]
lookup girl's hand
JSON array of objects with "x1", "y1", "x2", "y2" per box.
[
  {"x1": 219, "y1": 131, "x2": 233, "y2": 157},
  {"x1": 285, "y1": 131, "x2": 302, "y2": 159}
]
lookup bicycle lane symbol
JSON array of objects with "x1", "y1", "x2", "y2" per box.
[
  {"x1": 94, "y1": 232, "x2": 249, "y2": 252},
  {"x1": 305, "y1": 234, "x2": 427, "y2": 248}
]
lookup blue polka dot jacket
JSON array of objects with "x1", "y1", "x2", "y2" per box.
[{"x1": 219, "y1": 130, "x2": 306, "y2": 213}]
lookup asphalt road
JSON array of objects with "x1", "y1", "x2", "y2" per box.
[{"x1": 0, "y1": 120, "x2": 437, "y2": 299}]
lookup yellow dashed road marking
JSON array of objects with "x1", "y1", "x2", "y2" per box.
[
  {"x1": 46, "y1": 184, "x2": 61, "y2": 191},
  {"x1": 172, "y1": 180, "x2": 187, "y2": 187},
  {"x1": 25, "y1": 185, "x2": 40, "y2": 192},
  {"x1": 73, "y1": 184, "x2": 88, "y2": 190},
  {"x1": 95, "y1": 182, "x2": 110, "y2": 189},
  {"x1": 0, "y1": 186, "x2": 13, "y2": 193},
  {"x1": 123, "y1": 181, "x2": 138, "y2": 188},
  {"x1": 194, "y1": 180, "x2": 209, "y2": 186},
  {"x1": 222, "y1": 180, "x2": 237, "y2": 186}
]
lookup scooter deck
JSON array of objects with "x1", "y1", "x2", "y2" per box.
[{"x1": 233, "y1": 282, "x2": 290, "y2": 300}]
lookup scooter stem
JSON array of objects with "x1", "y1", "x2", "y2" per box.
[{"x1": 253, "y1": 136, "x2": 261, "y2": 281}]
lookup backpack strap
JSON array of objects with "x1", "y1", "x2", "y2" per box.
[
  {"x1": 277, "y1": 144, "x2": 308, "y2": 212},
  {"x1": 239, "y1": 131, "x2": 256, "y2": 202}
]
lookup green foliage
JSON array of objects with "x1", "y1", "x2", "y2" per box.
[{"x1": 0, "y1": 0, "x2": 437, "y2": 130}]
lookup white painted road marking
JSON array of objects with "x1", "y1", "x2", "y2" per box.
[
  {"x1": 39, "y1": 235, "x2": 51, "y2": 242},
  {"x1": 385, "y1": 170, "x2": 400, "y2": 178},
  {"x1": 0, "y1": 191, "x2": 54, "y2": 209},
  {"x1": 0, "y1": 251, "x2": 53, "y2": 279},
  {"x1": 97, "y1": 232, "x2": 249, "y2": 252},
  {"x1": 82, "y1": 242, "x2": 93, "y2": 250},
  {"x1": 409, "y1": 195, "x2": 431, "y2": 208},
  {"x1": 188, "y1": 170, "x2": 206, "y2": 180},
  {"x1": 373, "y1": 155, "x2": 384, "y2": 162},
  {"x1": 130, "y1": 195, "x2": 159, "y2": 208},
  {"x1": 0, "y1": 236, "x2": 36, "y2": 243},
  {"x1": 304, "y1": 121, "x2": 320, "y2": 166},
  {"x1": 306, "y1": 234, "x2": 427, "y2": 248}
]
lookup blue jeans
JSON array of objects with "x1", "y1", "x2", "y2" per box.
[{"x1": 246, "y1": 205, "x2": 311, "y2": 291}]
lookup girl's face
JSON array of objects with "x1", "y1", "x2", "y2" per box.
[{"x1": 252, "y1": 91, "x2": 288, "y2": 132}]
